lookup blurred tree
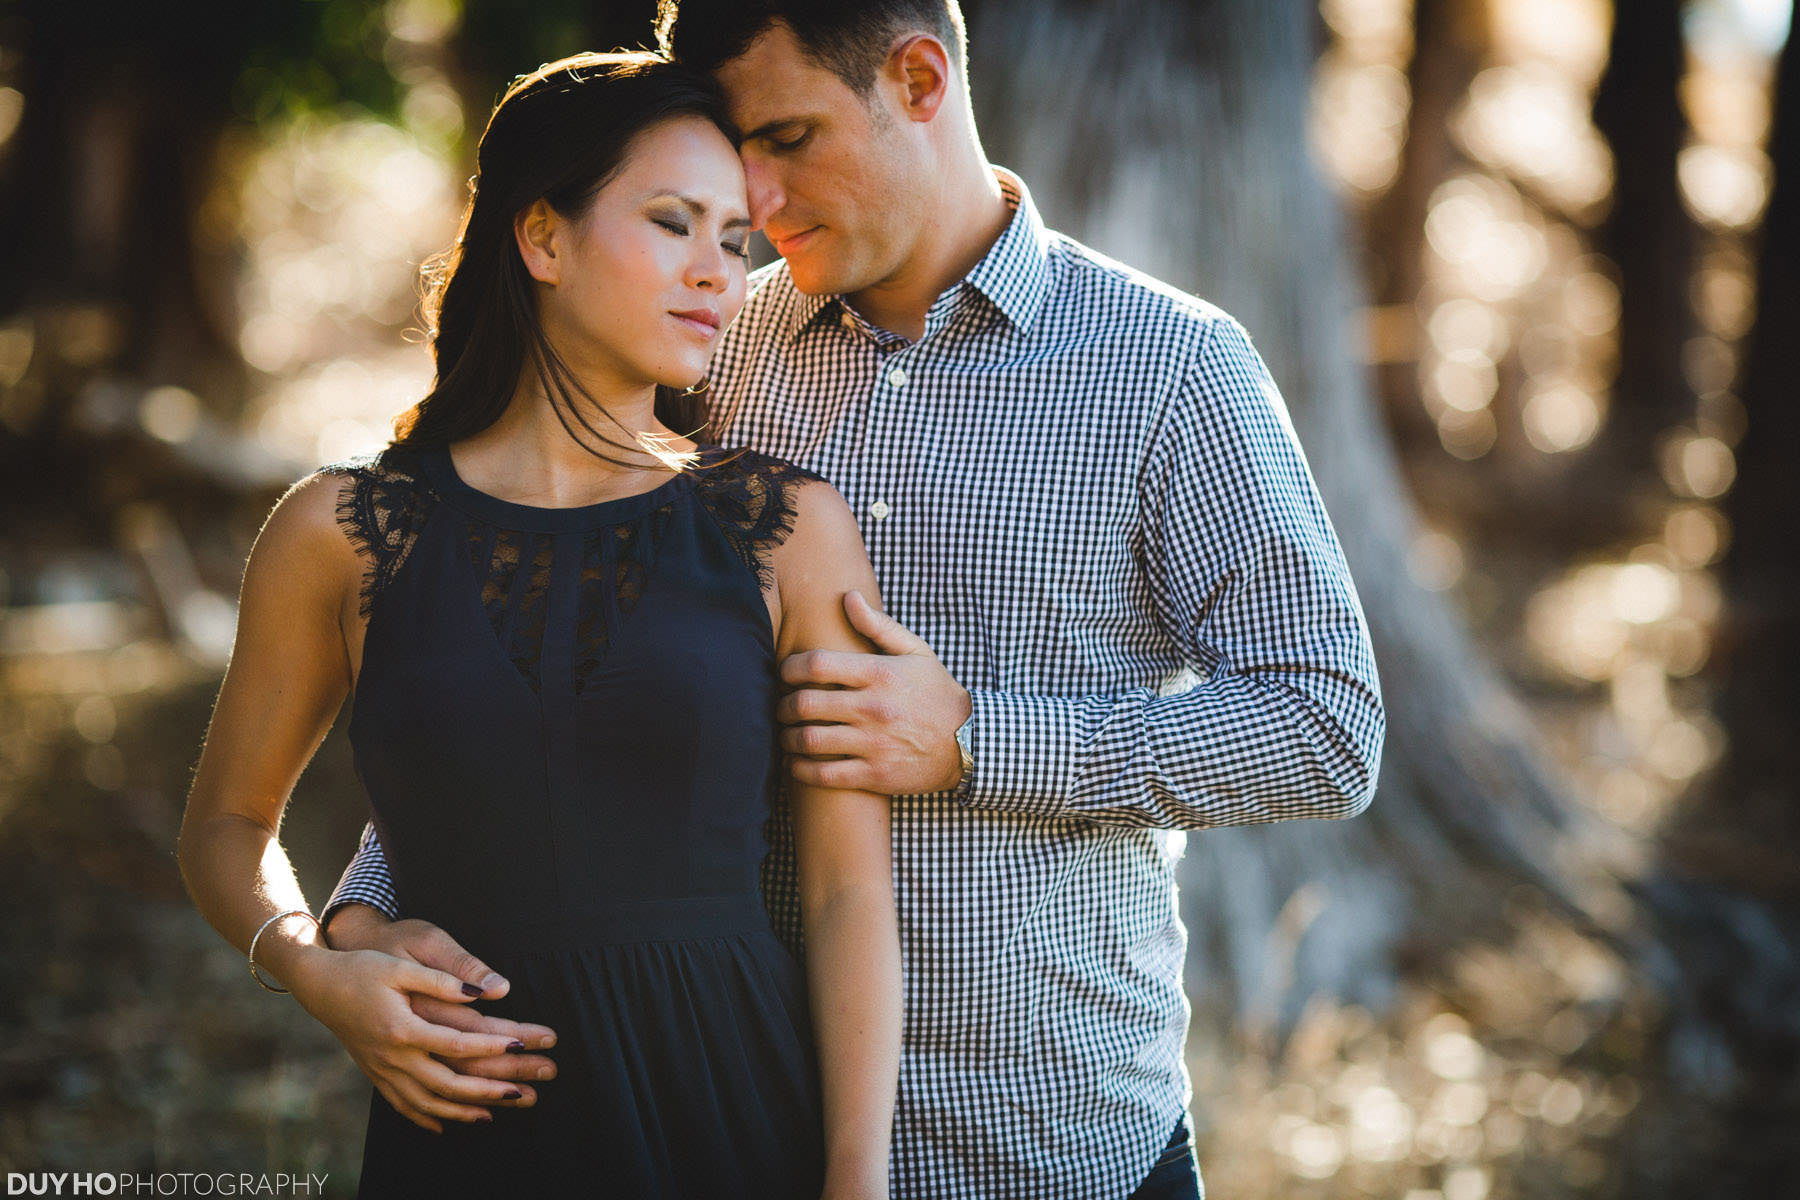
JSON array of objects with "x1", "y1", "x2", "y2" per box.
[
  {"x1": 0, "y1": 0, "x2": 409, "y2": 538},
  {"x1": 1590, "y1": 0, "x2": 1699, "y2": 483},
  {"x1": 1365, "y1": 0, "x2": 1488, "y2": 436},
  {"x1": 1713, "y1": 21, "x2": 1799, "y2": 886},
  {"x1": 0, "y1": 0, "x2": 404, "y2": 412}
]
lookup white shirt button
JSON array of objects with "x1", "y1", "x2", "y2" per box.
[
  {"x1": 887, "y1": 366, "x2": 908, "y2": 389},
  {"x1": 869, "y1": 499, "x2": 891, "y2": 521}
]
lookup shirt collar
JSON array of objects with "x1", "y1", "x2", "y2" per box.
[
  {"x1": 780, "y1": 165, "x2": 1054, "y2": 344},
  {"x1": 962, "y1": 167, "x2": 1054, "y2": 333}
]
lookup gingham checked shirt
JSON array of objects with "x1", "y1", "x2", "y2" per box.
[{"x1": 323, "y1": 169, "x2": 1384, "y2": 1199}]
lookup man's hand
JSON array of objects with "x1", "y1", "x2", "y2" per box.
[
  {"x1": 317, "y1": 905, "x2": 559, "y2": 1131},
  {"x1": 777, "y1": 590, "x2": 971, "y2": 794}
]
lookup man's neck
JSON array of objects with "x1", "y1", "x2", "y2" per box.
[{"x1": 846, "y1": 164, "x2": 1012, "y2": 342}]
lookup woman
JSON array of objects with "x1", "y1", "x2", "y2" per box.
[{"x1": 177, "y1": 52, "x2": 900, "y2": 1199}]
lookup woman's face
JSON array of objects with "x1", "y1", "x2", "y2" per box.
[{"x1": 527, "y1": 115, "x2": 751, "y2": 398}]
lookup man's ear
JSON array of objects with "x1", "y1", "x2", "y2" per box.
[
  {"x1": 887, "y1": 34, "x2": 951, "y2": 123},
  {"x1": 514, "y1": 199, "x2": 563, "y2": 286}
]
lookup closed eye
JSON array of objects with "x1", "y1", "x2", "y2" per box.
[
  {"x1": 654, "y1": 218, "x2": 689, "y2": 235},
  {"x1": 766, "y1": 129, "x2": 812, "y2": 153}
]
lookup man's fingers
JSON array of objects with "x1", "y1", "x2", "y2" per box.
[
  {"x1": 410, "y1": 925, "x2": 508, "y2": 997},
  {"x1": 401, "y1": 1016, "x2": 524, "y2": 1062},
  {"x1": 779, "y1": 723, "x2": 866, "y2": 758},
  {"x1": 385, "y1": 1068, "x2": 494, "y2": 1124},
  {"x1": 788, "y1": 754, "x2": 869, "y2": 791},
  {"x1": 443, "y1": 1051, "x2": 558, "y2": 1086},
  {"x1": 842, "y1": 589, "x2": 923, "y2": 654},
  {"x1": 406, "y1": 1051, "x2": 536, "y2": 1105},
  {"x1": 778, "y1": 647, "x2": 883, "y2": 688},
  {"x1": 776, "y1": 687, "x2": 861, "y2": 726},
  {"x1": 411, "y1": 995, "x2": 558, "y2": 1050}
]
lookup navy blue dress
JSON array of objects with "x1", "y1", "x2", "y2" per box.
[{"x1": 322, "y1": 443, "x2": 825, "y2": 1199}]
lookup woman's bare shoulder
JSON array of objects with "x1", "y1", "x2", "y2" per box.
[
  {"x1": 243, "y1": 469, "x2": 364, "y2": 606},
  {"x1": 773, "y1": 477, "x2": 866, "y2": 574}
]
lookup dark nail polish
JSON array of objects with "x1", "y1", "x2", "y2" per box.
[
  {"x1": 505, "y1": 1040, "x2": 526, "y2": 1053},
  {"x1": 462, "y1": 982, "x2": 484, "y2": 997},
  {"x1": 476, "y1": 1113, "x2": 493, "y2": 1123},
  {"x1": 504, "y1": 1090, "x2": 523, "y2": 1100}
]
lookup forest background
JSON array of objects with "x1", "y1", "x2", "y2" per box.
[{"x1": 0, "y1": 0, "x2": 1795, "y2": 1196}]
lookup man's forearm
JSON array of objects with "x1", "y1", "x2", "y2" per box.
[{"x1": 959, "y1": 666, "x2": 1384, "y2": 829}]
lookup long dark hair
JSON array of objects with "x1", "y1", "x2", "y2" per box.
[{"x1": 395, "y1": 51, "x2": 736, "y2": 463}]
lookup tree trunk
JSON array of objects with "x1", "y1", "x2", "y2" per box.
[
  {"x1": 1712, "y1": 22, "x2": 1800, "y2": 879},
  {"x1": 1588, "y1": 0, "x2": 1698, "y2": 478},
  {"x1": 1364, "y1": 0, "x2": 1486, "y2": 434}
]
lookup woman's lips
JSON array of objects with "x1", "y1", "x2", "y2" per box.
[{"x1": 669, "y1": 309, "x2": 720, "y2": 337}]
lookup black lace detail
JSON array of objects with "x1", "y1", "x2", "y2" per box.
[
  {"x1": 323, "y1": 446, "x2": 820, "y2": 695},
  {"x1": 321, "y1": 449, "x2": 437, "y2": 619},
  {"x1": 691, "y1": 450, "x2": 824, "y2": 592},
  {"x1": 572, "y1": 504, "x2": 676, "y2": 694},
  {"x1": 466, "y1": 527, "x2": 555, "y2": 692}
]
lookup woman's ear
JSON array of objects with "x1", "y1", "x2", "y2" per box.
[{"x1": 514, "y1": 199, "x2": 562, "y2": 286}]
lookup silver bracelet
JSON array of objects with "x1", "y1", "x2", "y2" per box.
[{"x1": 248, "y1": 908, "x2": 320, "y2": 995}]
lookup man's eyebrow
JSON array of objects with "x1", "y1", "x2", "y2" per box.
[{"x1": 647, "y1": 192, "x2": 751, "y2": 230}]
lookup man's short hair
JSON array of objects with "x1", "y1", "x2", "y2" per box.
[{"x1": 655, "y1": 0, "x2": 967, "y2": 95}]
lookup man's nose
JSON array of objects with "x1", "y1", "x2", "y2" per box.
[{"x1": 743, "y1": 158, "x2": 784, "y2": 231}]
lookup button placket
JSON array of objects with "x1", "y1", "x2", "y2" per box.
[{"x1": 864, "y1": 357, "x2": 902, "y2": 528}]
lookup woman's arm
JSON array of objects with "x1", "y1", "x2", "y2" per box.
[
  {"x1": 176, "y1": 472, "x2": 527, "y2": 1131},
  {"x1": 771, "y1": 481, "x2": 902, "y2": 1200}
]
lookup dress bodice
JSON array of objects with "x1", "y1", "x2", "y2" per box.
[{"x1": 319, "y1": 443, "x2": 820, "y2": 945}]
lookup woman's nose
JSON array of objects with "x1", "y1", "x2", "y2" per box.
[{"x1": 688, "y1": 239, "x2": 729, "y2": 291}]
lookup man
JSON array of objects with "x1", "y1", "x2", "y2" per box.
[{"x1": 321, "y1": 3, "x2": 1384, "y2": 1196}]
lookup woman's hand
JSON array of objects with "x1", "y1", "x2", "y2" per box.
[
  {"x1": 283, "y1": 943, "x2": 534, "y2": 1133},
  {"x1": 326, "y1": 908, "x2": 560, "y2": 1118}
]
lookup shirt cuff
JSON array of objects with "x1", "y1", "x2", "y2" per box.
[{"x1": 955, "y1": 688, "x2": 1081, "y2": 817}]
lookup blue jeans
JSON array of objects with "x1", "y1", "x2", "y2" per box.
[{"x1": 1126, "y1": 1114, "x2": 1202, "y2": 1200}]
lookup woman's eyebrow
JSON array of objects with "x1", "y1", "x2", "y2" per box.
[{"x1": 647, "y1": 192, "x2": 752, "y2": 230}]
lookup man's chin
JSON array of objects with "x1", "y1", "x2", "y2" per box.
[{"x1": 783, "y1": 256, "x2": 855, "y2": 297}]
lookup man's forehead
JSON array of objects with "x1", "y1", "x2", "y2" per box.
[{"x1": 712, "y1": 21, "x2": 849, "y2": 122}]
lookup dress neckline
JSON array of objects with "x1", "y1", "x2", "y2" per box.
[{"x1": 418, "y1": 443, "x2": 697, "y2": 534}]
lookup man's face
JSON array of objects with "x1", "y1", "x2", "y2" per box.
[{"x1": 713, "y1": 22, "x2": 923, "y2": 297}]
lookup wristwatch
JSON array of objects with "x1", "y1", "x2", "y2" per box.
[{"x1": 952, "y1": 713, "x2": 975, "y2": 788}]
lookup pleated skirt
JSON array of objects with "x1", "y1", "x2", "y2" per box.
[{"x1": 356, "y1": 903, "x2": 824, "y2": 1199}]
